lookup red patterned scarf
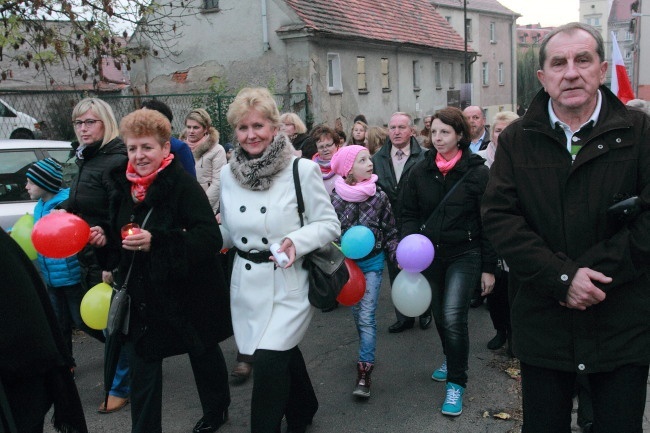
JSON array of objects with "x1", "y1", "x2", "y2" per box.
[{"x1": 126, "y1": 154, "x2": 174, "y2": 203}]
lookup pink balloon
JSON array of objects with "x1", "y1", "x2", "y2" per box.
[
  {"x1": 32, "y1": 213, "x2": 90, "y2": 258},
  {"x1": 396, "y1": 234, "x2": 435, "y2": 273}
]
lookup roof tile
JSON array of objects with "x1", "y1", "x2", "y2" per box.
[{"x1": 283, "y1": 0, "x2": 469, "y2": 52}]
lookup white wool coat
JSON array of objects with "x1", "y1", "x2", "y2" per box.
[{"x1": 220, "y1": 157, "x2": 340, "y2": 355}]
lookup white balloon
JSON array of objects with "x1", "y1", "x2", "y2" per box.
[{"x1": 391, "y1": 270, "x2": 432, "y2": 317}]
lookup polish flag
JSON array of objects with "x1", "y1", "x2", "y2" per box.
[{"x1": 610, "y1": 32, "x2": 635, "y2": 104}]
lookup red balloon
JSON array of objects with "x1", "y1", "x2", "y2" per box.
[
  {"x1": 337, "y1": 258, "x2": 366, "y2": 306},
  {"x1": 31, "y1": 213, "x2": 90, "y2": 258}
]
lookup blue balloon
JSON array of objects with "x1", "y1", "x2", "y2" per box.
[{"x1": 341, "y1": 225, "x2": 375, "y2": 259}]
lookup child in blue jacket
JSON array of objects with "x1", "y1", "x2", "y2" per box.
[{"x1": 26, "y1": 158, "x2": 105, "y2": 359}]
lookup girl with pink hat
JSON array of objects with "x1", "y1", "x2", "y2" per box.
[{"x1": 330, "y1": 145, "x2": 399, "y2": 399}]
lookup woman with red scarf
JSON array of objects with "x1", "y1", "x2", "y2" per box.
[
  {"x1": 400, "y1": 107, "x2": 497, "y2": 417},
  {"x1": 310, "y1": 125, "x2": 341, "y2": 195},
  {"x1": 97, "y1": 109, "x2": 232, "y2": 433}
]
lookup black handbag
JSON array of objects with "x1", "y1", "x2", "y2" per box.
[
  {"x1": 292, "y1": 159, "x2": 349, "y2": 310},
  {"x1": 106, "y1": 208, "x2": 153, "y2": 336}
]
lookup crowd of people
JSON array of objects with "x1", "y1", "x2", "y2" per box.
[{"x1": 1, "y1": 21, "x2": 648, "y2": 433}]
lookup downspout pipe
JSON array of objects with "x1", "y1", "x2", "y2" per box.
[{"x1": 261, "y1": 0, "x2": 270, "y2": 51}]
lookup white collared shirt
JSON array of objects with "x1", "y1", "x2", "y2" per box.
[{"x1": 548, "y1": 90, "x2": 602, "y2": 159}]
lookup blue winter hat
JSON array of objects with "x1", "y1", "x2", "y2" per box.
[{"x1": 26, "y1": 158, "x2": 62, "y2": 193}]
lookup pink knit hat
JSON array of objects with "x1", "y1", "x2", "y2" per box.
[{"x1": 330, "y1": 145, "x2": 367, "y2": 177}]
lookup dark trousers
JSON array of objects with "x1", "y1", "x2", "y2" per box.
[
  {"x1": 125, "y1": 341, "x2": 230, "y2": 433},
  {"x1": 521, "y1": 362, "x2": 649, "y2": 433},
  {"x1": 47, "y1": 283, "x2": 106, "y2": 356},
  {"x1": 251, "y1": 346, "x2": 318, "y2": 433},
  {"x1": 423, "y1": 249, "x2": 481, "y2": 387},
  {"x1": 388, "y1": 260, "x2": 431, "y2": 322},
  {"x1": 486, "y1": 270, "x2": 510, "y2": 333}
]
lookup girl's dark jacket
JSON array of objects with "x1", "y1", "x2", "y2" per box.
[
  {"x1": 109, "y1": 159, "x2": 232, "y2": 361},
  {"x1": 401, "y1": 149, "x2": 497, "y2": 275},
  {"x1": 481, "y1": 86, "x2": 650, "y2": 373}
]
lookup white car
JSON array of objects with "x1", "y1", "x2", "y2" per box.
[
  {"x1": 0, "y1": 98, "x2": 43, "y2": 139},
  {"x1": 0, "y1": 139, "x2": 75, "y2": 230}
]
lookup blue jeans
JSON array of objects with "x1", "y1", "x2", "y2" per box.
[
  {"x1": 424, "y1": 248, "x2": 481, "y2": 387},
  {"x1": 352, "y1": 271, "x2": 382, "y2": 364},
  {"x1": 47, "y1": 283, "x2": 106, "y2": 357}
]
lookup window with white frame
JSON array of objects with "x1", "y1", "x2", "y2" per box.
[
  {"x1": 490, "y1": 22, "x2": 496, "y2": 43},
  {"x1": 435, "y1": 62, "x2": 442, "y2": 89},
  {"x1": 466, "y1": 19, "x2": 472, "y2": 41},
  {"x1": 357, "y1": 57, "x2": 367, "y2": 92},
  {"x1": 413, "y1": 60, "x2": 420, "y2": 90},
  {"x1": 381, "y1": 58, "x2": 390, "y2": 91},
  {"x1": 498, "y1": 62, "x2": 504, "y2": 85},
  {"x1": 625, "y1": 30, "x2": 632, "y2": 40},
  {"x1": 327, "y1": 53, "x2": 342, "y2": 93},
  {"x1": 482, "y1": 62, "x2": 489, "y2": 86}
]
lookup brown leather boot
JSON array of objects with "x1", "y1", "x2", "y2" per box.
[{"x1": 352, "y1": 362, "x2": 373, "y2": 398}]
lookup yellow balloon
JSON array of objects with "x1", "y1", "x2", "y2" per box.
[
  {"x1": 80, "y1": 283, "x2": 112, "y2": 330},
  {"x1": 10, "y1": 213, "x2": 37, "y2": 260}
]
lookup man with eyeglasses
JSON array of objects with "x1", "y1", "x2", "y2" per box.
[{"x1": 372, "y1": 112, "x2": 428, "y2": 333}]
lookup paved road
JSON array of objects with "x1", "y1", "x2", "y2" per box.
[{"x1": 46, "y1": 271, "x2": 649, "y2": 433}]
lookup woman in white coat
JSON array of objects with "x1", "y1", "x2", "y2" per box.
[
  {"x1": 220, "y1": 87, "x2": 340, "y2": 433},
  {"x1": 182, "y1": 108, "x2": 227, "y2": 214}
]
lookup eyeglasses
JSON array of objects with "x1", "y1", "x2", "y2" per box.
[
  {"x1": 316, "y1": 142, "x2": 336, "y2": 151},
  {"x1": 73, "y1": 119, "x2": 103, "y2": 128}
]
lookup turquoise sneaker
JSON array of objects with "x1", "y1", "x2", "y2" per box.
[
  {"x1": 441, "y1": 382, "x2": 465, "y2": 416},
  {"x1": 431, "y1": 359, "x2": 447, "y2": 382}
]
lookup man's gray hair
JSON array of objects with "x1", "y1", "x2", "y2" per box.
[
  {"x1": 390, "y1": 112, "x2": 414, "y2": 126},
  {"x1": 539, "y1": 22, "x2": 605, "y2": 69}
]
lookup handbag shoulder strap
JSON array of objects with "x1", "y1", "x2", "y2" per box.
[
  {"x1": 121, "y1": 207, "x2": 154, "y2": 289},
  {"x1": 292, "y1": 158, "x2": 305, "y2": 228},
  {"x1": 420, "y1": 167, "x2": 474, "y2": 232}
]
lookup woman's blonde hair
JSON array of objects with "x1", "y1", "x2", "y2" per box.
[
  {"x1": 279, "y1": 112, "x2": 307, "y2": 134},
  {"x1": 71, "y1": 98, "x2": 119, "y2": 146},
  {"x1": 227, "y1": 87, "x2": 280, "y2": 129},
  {"x1": 492, "y1": 111, "x2": 519, "y2": 125},
  {"x1": 120, "y1": 109, "x2": 171, "y2": 145},
  {"x1": 365, "y1": 126, "x2": 387, "y2": 155}
]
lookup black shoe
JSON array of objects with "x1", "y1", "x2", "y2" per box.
[
  {"x1": 388, "y1": 320, "x2": 415, "y2": 333},
  {"x1": 470, "y1": 297, "x2": 484, "y2": 308},
  {"x1": 193, "y1": 410, "x2": 228, "y2": 433},
  {"x1": 487, "y1": 331, "x2": 507, "y2": 350},
  {"x1": 419, "y1": 315, "x2": 432, "y2": 330}
]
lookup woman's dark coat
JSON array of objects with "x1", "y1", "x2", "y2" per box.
[
  {"x1": 67, "y1": 137, "x2": 128, "y2": 271},
  {"x1": 481, "y1": 86, "x2": 650, "y2": 373},
  {"x1": 401, "y1": 149, "x2": 497, "y2": 274},
  {"x1": 110, "y1": 160, "x2": 232, "y2": 361}
]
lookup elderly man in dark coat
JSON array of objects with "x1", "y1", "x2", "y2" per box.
[{"x1": 482, "y1": 22, "x2": 650, "y2": 433}]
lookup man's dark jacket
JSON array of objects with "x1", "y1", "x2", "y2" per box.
[
  {"x1": 372, "y1": 136, "x2": 425, "y2": 226},
  {"x1": 481, "y1": 86, "x2": 650, "y2": 373}
]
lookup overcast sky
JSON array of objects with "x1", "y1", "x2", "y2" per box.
[{"x1": 497, "y1": 0, "x2": 580, "y2": 27}]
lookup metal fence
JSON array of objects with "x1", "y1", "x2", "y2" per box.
[{"x1": 0, "y1": 90, "x2": 310, "y2": 143}]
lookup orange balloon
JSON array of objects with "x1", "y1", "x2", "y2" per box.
[
  {"x1": 337, "y1": 258, "x2": 366, "y2": 306},
  {"x1": 32, "y1": 213, "x2": 90, "y2": 258}
]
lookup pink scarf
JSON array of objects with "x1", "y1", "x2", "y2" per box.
[
  {"x1": 187, "y1": 134, "x2": 208, "y2": 152},
  {"x1": 435, "y1": 150, "x2": 462, "y2": 176},
  {"x1": 334, "y1": 174, "x2": 378, "y2": 203},
  {"x1": 126, "y1": 154, "x2": 174, "y2": 203}
]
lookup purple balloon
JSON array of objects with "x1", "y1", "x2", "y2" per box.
[{"x1": 396, "y1": 234, "x2": 435, "y2": 273}]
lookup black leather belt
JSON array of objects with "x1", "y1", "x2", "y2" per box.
[{"x1": 236, "y1": 249, "x2": 271, "y2": 264}]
